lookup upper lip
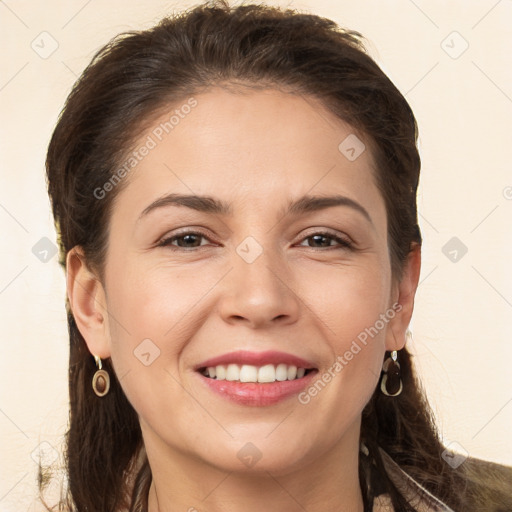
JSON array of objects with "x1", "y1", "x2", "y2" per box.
[{"x1": 194, "y1": 350, "x2": 317, "y2": 371}]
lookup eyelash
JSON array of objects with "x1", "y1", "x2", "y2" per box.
[{"x1": 156, "y1": 229, "x2": 354, "y2": 251}]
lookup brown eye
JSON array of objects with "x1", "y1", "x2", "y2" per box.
[
  {"x1": 298, "y1": 231, "x2": 353, "y2": 250},
  {"x1": 157, "y1": 231, "x2": 211, "y2": 250}
]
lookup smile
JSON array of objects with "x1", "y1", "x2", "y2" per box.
[{"x1": 194, "y1": 349, "x2": 319, "y2": 406}]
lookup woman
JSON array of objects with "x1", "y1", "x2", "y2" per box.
[{"x1": 43, "y1": 1, "x2": 512, "y2": 510}]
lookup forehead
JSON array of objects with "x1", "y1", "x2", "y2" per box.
[{"x1": 111, "y1": 87, "x2": 385, "y2": 227}]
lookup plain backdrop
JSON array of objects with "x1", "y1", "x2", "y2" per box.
[{"x1": 1, "y1": 0, "x2": 511, "y2": 510}]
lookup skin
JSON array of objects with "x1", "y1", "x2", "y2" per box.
[{"x1": 67, "y1": 87, "x2": 421, "y2": 512}]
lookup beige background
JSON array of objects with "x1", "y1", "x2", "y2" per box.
[{"x1": 1, "y1": 0, "x2": 511, "y2": 509}]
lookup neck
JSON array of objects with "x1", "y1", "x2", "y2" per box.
[{"x1": 145, "y1": 420, "x2": 365, "y2": 512}]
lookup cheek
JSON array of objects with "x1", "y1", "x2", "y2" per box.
[
  {"x1": 299, "y1": 259, "x2": 391, "y2": 404},
  {"x1": 103, "y1": 262, "x2": 198, "y2": 429},
  {"x1": 103, "y1": 258, "x2": 226, "y2": 414},
  {"x1": 105, "y1": 258, "x2": 200, "y2": 347},
  {"x1": 100, "y1": 258, "x2": 187, "y2": 404},
  {"x1": 306, "y1": 255, "x2": 391, "y2": 340}
]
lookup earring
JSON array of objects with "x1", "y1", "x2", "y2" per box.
[
  {"x1": 380, "y1": 350, "x2": 402, "y2": 397},
  {"x1": 92, "y1": 355, "x2": 110, "y2": 397}
]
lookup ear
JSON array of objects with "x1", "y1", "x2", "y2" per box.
[
  {"x1": 385, "y1": 243, "x2": 421, "y2": 352},
  {"x1": 66, "y1": 246, "x2": 111, "y2": 359}
]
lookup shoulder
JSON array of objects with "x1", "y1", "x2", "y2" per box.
[
  {"x1": 376, "y1": 447, "x2": 457, "y2": 511},
  {"x1": 376, "y1": 453, "x2": 512, "y2": 511},
  {"x1": 459, "y1": 455, "x2": 512, "y2": 510}
]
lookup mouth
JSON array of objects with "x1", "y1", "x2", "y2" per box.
[
  {"x1": 193, "y1": 350, "x2": 319, "y2": 406},
  {"x1": 195, "y1": 363, "x2": 319, "y2": 406}
]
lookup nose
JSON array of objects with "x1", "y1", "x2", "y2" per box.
[{"x1": 217, "y1": 241, "x2": 301, "y2": 329}]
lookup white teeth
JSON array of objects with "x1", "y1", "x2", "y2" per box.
[
  {"x1": 287, "y1": 365, "x2": 297, "y2": 380},
  {"x1": 258, "y1": 364, "x2": 275, "y2": 383},
  {"x1": 240, "y1": 364, "x2": 258, "y2": 382},
  {"x1": 216, "y1": 365, "x2": 226, "y2": 380},
  {"x1": 203, "y1": 363, "x2": 311, "y2": 382},
  {"x1": 275, "y1": 363, "x2": 288, "y2": 381},
  {"x1": 226, "y1": 364, "x2": 239, "y2": 381}
]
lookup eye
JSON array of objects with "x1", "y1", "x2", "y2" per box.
[
  {"x1": 297, "y1": 231, "x2": 354, "y2": 250},
  {"x1": 157, "y1": 231, "x2": 212, "y2": 250}
]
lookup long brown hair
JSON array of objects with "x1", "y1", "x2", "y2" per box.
[{"x1": 43, "y1": 1, "x2": 510, "y2": 510}]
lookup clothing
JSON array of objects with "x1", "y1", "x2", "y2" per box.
[
  {"x1": 373, "y1": 447, "x2": 455, "y2": 511},
  {"x1": 361, "y1": 443, "x2": 455, "y2": 512},
  {"x1": 362, "y1": 439, "x2": 512, "y2": 512}
]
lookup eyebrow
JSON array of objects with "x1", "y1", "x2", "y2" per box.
[{"x1": 137, "y1": 193, "x2": 373, "y2": 225}]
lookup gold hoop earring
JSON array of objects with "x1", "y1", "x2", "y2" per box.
[
  {"x1": 92, "y1": 355, "x2": 110, "y2": 397},
  {"x1": 380, "y1": 350, "x2": 403, "y2": 397}
]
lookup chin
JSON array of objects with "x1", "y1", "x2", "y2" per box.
[{"x1": 193, "y1": 433, "x2": 316, "y2": 476}]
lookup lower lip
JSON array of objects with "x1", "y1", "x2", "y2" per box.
[{"x1": 196, "y1": 371, "x2": 318, "y2": 406}]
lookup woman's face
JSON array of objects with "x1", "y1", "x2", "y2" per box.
[{"x1": 78, "y1": 87, "x2": 417, "y2": 474}]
